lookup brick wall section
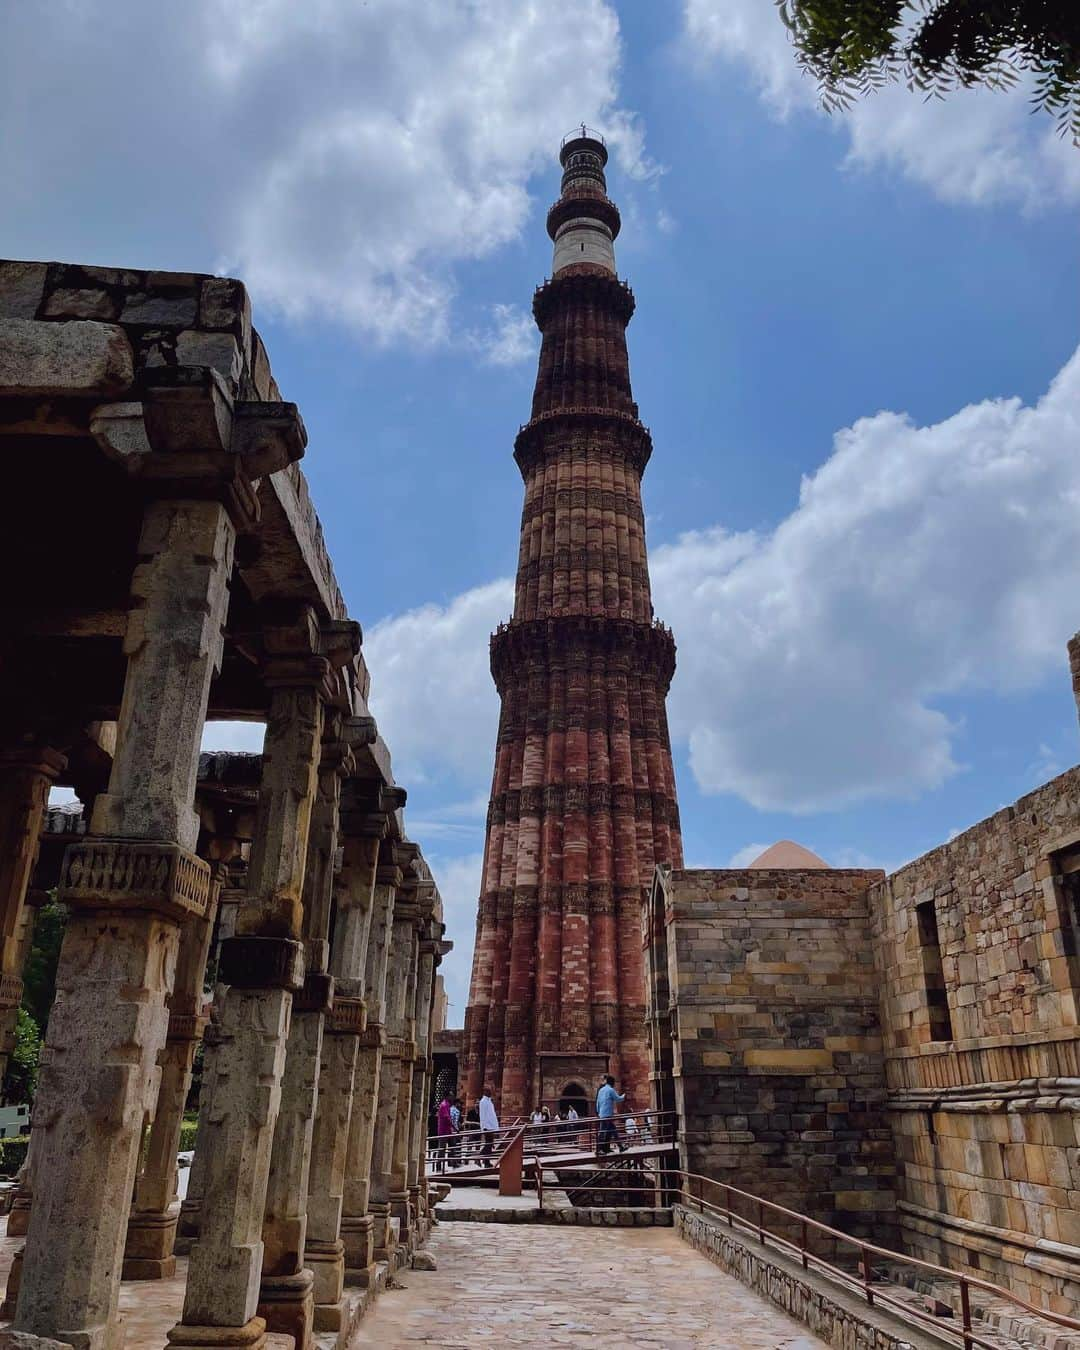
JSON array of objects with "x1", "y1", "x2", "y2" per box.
[
  {"x1": 651, "y1": 867, "x2": 896, "y2": 1239},
  {"x1": 869, "y1": 765, "x2": 1080, "y2": 1314}
]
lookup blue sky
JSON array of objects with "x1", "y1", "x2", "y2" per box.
[{"x1": 7, "y1": 2, "x2": 1080, "y2": 1019}]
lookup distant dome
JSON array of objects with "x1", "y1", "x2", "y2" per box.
[{"x1": 747, "y1": 840, "x2": 829, "y2": 869}]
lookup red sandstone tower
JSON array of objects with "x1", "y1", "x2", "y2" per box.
[{"x1": 464, "y1": 129, "x2": 683, "y2": 1120}]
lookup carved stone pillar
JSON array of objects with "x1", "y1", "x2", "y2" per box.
[
  {"x1": 304, "y1": 758, "x2": 381, "y2": 1330},
  {"x1": 390, "y1": 927, "x2": 419, "y2": 1251},
  {"x1": 168, "y1": 605, "x2": 330, "y2": 1350},
  {"x1": 257, "y1": 695, "x2": 357, "y2": 1350},
  {"x1": 0, "y1": 745, "x2": 66, "y2": 1079},
  {"x1": 174, "y1": 880, "x2": 245, "y2": 1254},
  {"x1": 303, "y1": 1003, "x2": 358, "y2": 1331},
  {"x1": 11, "y1": 373, "x2": 263, "y2": 1350},
  {"x1": 372, "y1": 875, "x2": 419, "y2": 1263},
  {"x1": 406, "y1": 929, "x2": 438, "y2": 1242},
  {"x1": 345, "y1": 839, "x2": 404, "y2": 1279},
  {"x1": 123, "y1": 866, "x2": 222, "y2": 1278}
]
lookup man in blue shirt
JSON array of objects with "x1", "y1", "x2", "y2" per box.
[{"x1": 595, "y1": 1074, "x2": 625, "y2": 1154}]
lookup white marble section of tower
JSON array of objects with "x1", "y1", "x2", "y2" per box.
[{"x1": 551, "y1": 129, "x2": 617, "y2": 276}]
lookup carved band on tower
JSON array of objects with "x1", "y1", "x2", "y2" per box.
[{"x1": 463, "y1": 129, "x2": 683, "y2": 1118}]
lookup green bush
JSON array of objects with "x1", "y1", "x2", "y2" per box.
[
  {"x1": 2, "y1": 1009, "x2": 41, "y2": 1105},
  {"x1": 179, "y1": 1118, "x2": 199, "y2": 1153},
  {"x1": 0, "y1": 1135, "x2": 30, "y2": 1177}
]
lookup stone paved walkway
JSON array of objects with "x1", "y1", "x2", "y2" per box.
[{"x1": 353, "y1": 1223, "x2": 828, "y2": 1348}]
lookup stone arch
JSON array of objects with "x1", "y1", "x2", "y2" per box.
[{"x1": 558, "y1": 1081, "x2": 588, "y2": 1118}]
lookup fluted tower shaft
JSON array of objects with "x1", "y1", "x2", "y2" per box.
[{"x1": 464, "y1": 131, "x2": 682, "y2": 1119}]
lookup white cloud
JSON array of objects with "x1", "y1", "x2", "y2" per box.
[
  {"x1": 468, "y1": 304, "x2": 538, "y2": 367},
  {"x1": 0, "y1": 1, "x2": 649, "y2": 347},
  {"x1": 364, "y1": 578, "x2": 513, "y2": 787},
  {"x1": 362, "y1": 345, "x2": 1080, "y2": 816},
  {"x1": 726, "y1": 842, "x2": 770, "y2": 867},
  {"x1": 682, "y1": 0, "x2": 1080, "y2": 210},
  {"x1": 426, "y1": 850, "x2": 484, "y2": 1016},
  {"x1": 652, "y1": 346, "x2": 1080, "y2": 810}
]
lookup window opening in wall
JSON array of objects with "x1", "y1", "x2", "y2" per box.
[
  {"x1": 1052, "y1": 845, "x2": 1080, "y2": 960},
  {"x1": 916, "y1": 898, "x2": 953, "y2": 1042}
]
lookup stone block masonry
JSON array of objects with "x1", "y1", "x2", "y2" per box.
[
  {"x1": 648, "y1": 866, "x2": 897, "y2": 1242},
  {"x1": 647, "y1": 739, "x2": 1080, "y2": 1319},
  {"x1": 870, "y1": 763, "x2": 1080, "y2": 1315}
]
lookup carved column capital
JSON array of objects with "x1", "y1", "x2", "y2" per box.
[{"x1": 93, "y1": 368, "x2": 307, "y2": 534}]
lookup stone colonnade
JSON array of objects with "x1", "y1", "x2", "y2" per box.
[{"x1": 0, "y1": 260, "x2": 448, "y2": 1350}]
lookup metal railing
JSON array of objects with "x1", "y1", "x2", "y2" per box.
[
  {"x1": 424, "y1": 1108, "x2": 676, "y2": 1175},
  {"x1": 676, "y1": 1171, "x2": 1080, "y2": 1350},
  {"x1": 561, "y1": 124, "x2": 605, "y2": 148},
  {"x1": 424, "y1": 1142, "x2": 1080, "y2": 1345}
]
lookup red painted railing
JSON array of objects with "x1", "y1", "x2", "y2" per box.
[{"x1": 424, "y1": 1108, "x2": 676, "y2": 1175}]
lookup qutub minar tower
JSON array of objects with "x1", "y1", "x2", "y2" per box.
[{"x1": 464, "y1": 129, "x2": 683, "y2": 1118}]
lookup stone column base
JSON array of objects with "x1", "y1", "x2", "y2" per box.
[
  {"x1": 369, "y1": 1204, "x2": 395, "y2": 1265},
  {"x1": 255, "y1": 1271, "x2": 313, "y2": 1350},
  {"x1": 408, "y1": 1185, "x2": 424, "y2": 1243},
  {"x1": 0, "y1": 1331, "x2": 76, "y2": 1350},
  {"x1": 7, "y1": 1198, "x2": 31, "y2": 1238},
  {"x1": 389, "y1": 1192, "x2": 412, "y2": 1253},
  {"x1": 340, "y1": 1214, "x2": 373, "y2": 1282},
  {"x1": 174, "y1": 1198, "x2": 201, "y2": 1256},
  {"x1": 0, "y1": 1246, "x2": 24, "y2": 1319},
  {"x1": 165, "y1": 1315, "x2": 267, "y2": 1350},
  {"x1": 306, "y1": 1239, "x2": 345, "y2": 1332},
  {"x1": 123, "y1": 1209, "x2": 178, "y2": 1280}
]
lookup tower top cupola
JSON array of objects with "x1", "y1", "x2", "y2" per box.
[{"x1": 547, "y1": 125, "x2": 621, "y2": 277}]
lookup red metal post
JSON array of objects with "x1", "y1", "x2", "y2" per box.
[
  {"x1": 960, "y1": 1278, "x2": 973, "y2": 1348},
  {"x1": 498, "y1": 1127, "x2": 525, "y2": 1197}
]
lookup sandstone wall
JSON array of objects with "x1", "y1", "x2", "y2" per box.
[
  {"x1": 654, "y1": 867, "x2": 896, "y2": 1239},
  {"x1": 869, "y1": 765, "x2": 1080, "y2": 1314}
]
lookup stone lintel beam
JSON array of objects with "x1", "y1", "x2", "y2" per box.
[
  {"x1": 0, "y1": 317, "x2": 133, "y2": 397},
  {"x1": 91, "y1": 370, "x2": 306, "y2": 535}
]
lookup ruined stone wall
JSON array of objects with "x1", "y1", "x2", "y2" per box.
[
  {"x1": 1, "y1": 259, "x2": 349, "y2": 626},
  {"x1": 869, "y1": 765, "x2": 1080, "y2": 1314},
  {"x1": 655, "y1": 867, "x2": 896, "y2": 1239}
]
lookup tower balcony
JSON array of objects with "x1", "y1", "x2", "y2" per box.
[
  {"x1": 532, "y1": 270, "x2": 635, "y2": 327},
  {"x1": 546, "y1": 193, "x2": 622, "y2": 243}
]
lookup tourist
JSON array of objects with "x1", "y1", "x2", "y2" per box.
[
  {"x1": 464, "y1": 1100, "x2": 481, "y2": 1161},
  {"x1": 435, "y1": 1092, "x2": 454, "y2": 1173},
  {"x1": 595, "y1": 1074, "x2": 625, "y2": 1154},
  {"x1": 450, "y1": 1096, "x2": 463, "y2": 1167},
  {"x1": 478, "y1": 1086, "x2": 499, "y2": 1162},
  {"x1": 565, "y1": 1100, "x2": 580, "y2": 1147},
  {"x1": 530, "y1": 1104, "x2": 545, "y2": 1126}
]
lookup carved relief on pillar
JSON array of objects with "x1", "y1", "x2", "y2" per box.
[
  {"x1": 58, "y1": 837, "x2": 212, "y2": 922},
  {"x1": 0, "y1": 972, "x2": 23, "y2": 1013},
  {"x1": 326, "y1": 995, "x2": 366, "y2": 1036}
]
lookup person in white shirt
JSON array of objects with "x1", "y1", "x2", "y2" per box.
[
  {"x1": 478, "y1": 1088, "x2": 499, "y2": 1163},
  {"x1": 566, "y1": 1102, "x2": 580, "y2": 1146}
]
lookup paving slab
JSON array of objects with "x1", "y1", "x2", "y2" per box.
[{"x1": 351, "y1": 1221, "x2": 828, "y2": 1348}]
